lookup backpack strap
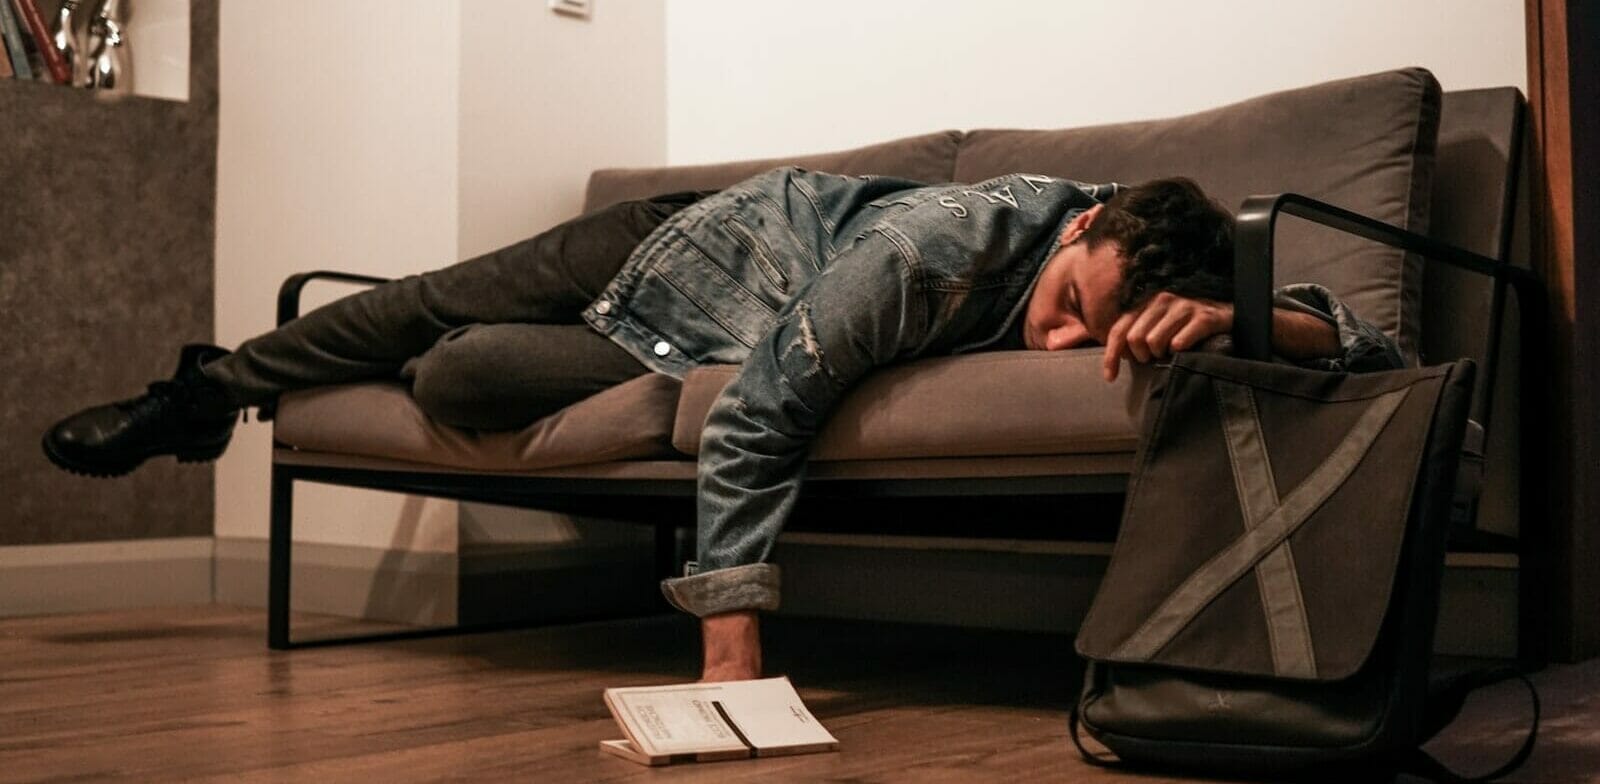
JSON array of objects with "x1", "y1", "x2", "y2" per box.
[
  {"x1": 1404, "y1": 667, "x2": 1540, "y2": 783},
  {"x1": 1066, "y1": 707, "x2": 1120, "y2": 768}
]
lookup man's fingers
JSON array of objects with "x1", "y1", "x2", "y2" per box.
[
  {"x1": 1170, "y1": 318, "x2": 1217, "y2": 354},
  {"x1": 1144, "y1": 306, "x2": 1193, "y2": 358},
  {"x1": 1123, "y1": 300, "x2": 1167, "y2": 363},
  {"x1": 1168, "y1": 304, "x2": 1229, "y2": 353},
  {"x1": 1102, "y1": 311, "x2": 1136, "y2": 382},
  {"x1": 1101, "y1": 295, "x2": 1232, "y2": 381}
]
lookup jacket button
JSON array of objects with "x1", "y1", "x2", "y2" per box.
[
  {"x1": 594, "y1": 301, "x2": 612, "y2": 315},
  {"x1": 654, "y1": 341, "x2": 672, "y2": 356}
]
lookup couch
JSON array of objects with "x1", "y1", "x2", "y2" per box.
[{"x1": 264, "y1": 68, "x2": 1545, "y2": 659}]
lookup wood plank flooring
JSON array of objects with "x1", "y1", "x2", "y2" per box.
[{"x1": 0, "y1": 606, "x2": 1589, "y2": 782}]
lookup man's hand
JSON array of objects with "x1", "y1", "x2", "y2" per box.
[{"x1": 1102, "y1": 292, "x2": 1232, "y2": 381}]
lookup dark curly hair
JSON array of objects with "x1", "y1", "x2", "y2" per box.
[{"x1": 1078, "y1": 177, "x2": 1235, "y2": 310}]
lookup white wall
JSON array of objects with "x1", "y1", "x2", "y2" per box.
[
  {"x1": 664, "y1": 0, "x2": 1527, "y2": 164},
  {"x1": 215, "y1": 1, "x2": 666, "y2": 554},
  {"x1": 215, "y1": 1, "x2": 464, "y2": 551},
  {"x1": 125, "y1": 0, "x2": 189, "y2": 101},
  {"x1": 458, "y1": 0, "x2": 665, "y2": 257}
]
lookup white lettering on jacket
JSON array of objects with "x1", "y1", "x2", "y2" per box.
[
  {"x1": 1020, "y1": 174, "x2": 1054, "y2": 194},
  {"x1": 942, "y1": 179, "x2": 1032, "y2": 219},
  {"x1": 938, "y1": 195, "x2": 969, "y2": 219}
]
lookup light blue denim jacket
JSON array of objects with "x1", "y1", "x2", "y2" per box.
[
  {"x1": 584, "y1": 167, "x2": 1115, "y2": 376},
  {"x1": 582, "y1": 167, "x2": 1401, "y2": 617}
]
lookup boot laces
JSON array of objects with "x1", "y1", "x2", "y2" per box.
[{"x1": 115, "y1": 380, "x2": 194, "y2": 425}]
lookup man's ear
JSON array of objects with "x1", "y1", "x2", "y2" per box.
[{"x1": 1060, "y1": 203, "x2": 1105, "y2": 245}]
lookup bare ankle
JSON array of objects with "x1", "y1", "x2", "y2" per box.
[{"x1": 700, "y1": 611, "x2": 761, "y2": 682}]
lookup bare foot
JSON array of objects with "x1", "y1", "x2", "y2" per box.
[{"x1": 700, "y1": 611, "x2": 761, "y2": 682}]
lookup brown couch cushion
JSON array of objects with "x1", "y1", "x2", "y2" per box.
[
  {"x1": 672, "y1": 350, "x2": 1154, "y2": 460},
  {"x1": 953, "y1": 68, "x2": 1442, "y2": 363},
  {"x1": 273, "y1": 373, "x2": 682, "y2": 471},
  {"x1": 582, "y1": 130, "x2": 963, "y2": 212}
]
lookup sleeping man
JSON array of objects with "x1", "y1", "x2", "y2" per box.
[{"x1": 44, "y1": 167, "x2": 1401, "y2": 681}]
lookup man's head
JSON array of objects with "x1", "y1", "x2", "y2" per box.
[{"x1": 1022, "y1": 177, "x2": 1234, "y2": 352}]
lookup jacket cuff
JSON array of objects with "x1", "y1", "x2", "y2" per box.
[
  {"x1": 660, "y1": 563, "x2": 781, "y2": 617},
  {"x1": 1273, "y1": 282, "x2": 1406, "y2": 372}
]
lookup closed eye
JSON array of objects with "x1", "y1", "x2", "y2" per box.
[{"x1": 1068, "y1": 279, "x2": 1106, "y2": 345}]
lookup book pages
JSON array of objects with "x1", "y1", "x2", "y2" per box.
[
  {"x1": 603, "y1": 677, "x2": 837, "y2": 759},
  {"x1": 606, "y1": 684, "x2": 750, "y2": 757},
  {"x1": 712, "y1": 678, "x2": 837, "y2": 753}
]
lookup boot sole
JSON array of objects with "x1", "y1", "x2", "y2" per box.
[{"x1": 41, "y1": 434, "x2": 229, "y2": 478}]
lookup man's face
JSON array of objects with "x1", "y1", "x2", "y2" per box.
[
  {"x1": 1025, "y1": 198, "x2": 1246, "y2": 382},
  {"x1": 1022, "y1": 207, "x2": 1126, "y2": 352}
]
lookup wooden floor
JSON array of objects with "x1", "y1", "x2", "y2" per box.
[{"x1": 0, "y1": 605, "x2": 1590, "y2": 783}]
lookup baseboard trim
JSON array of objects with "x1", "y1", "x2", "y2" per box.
[
  {"x1": 0, "y1": 537, "x2": 213, "y2": 618},
  {"x1": 0, "y1": 532, "x2": 1521, "y2": 657},
  {"x1": 213, "y1": 537, "x2": 457, "y2": 627}
]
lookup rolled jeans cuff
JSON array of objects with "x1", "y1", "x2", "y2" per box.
[{"x1": 659, "y1": 563, "x2": 781, "y2": 617}]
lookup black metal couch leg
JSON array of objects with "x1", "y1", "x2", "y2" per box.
[{"x1": 268, "y1": 466, "x2": 293, "y2": 649}]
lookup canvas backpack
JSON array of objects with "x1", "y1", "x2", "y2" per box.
[{"x1": 1071, "y1": 353, "x2": 1537, "y2": 783}]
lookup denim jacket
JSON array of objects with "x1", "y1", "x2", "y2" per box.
[
  {"x1": 582, "y1": 167, "x2": 1402, "y2": 617},
  {"x1": 583, "y1": 167, "x2": 1118, "y2": 376}
]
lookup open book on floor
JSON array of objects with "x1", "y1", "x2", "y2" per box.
[{"x1": 600, "y1": 676, "x2": 839, "y2": 766}]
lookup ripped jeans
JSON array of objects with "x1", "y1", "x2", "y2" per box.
[{"x1": 656, "y1": 231, "x2": 936, "y2": 618}]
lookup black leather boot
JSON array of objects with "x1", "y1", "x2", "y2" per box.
[{"x1": 43, "y1": 344, "x2": 240, "y2": 477}]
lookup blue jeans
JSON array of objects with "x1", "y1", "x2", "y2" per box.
[{"x1": 658, "y1": 231, "x2": 931, "y2": 617}]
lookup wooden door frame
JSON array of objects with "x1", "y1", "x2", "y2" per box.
[{"x1": 1524, "y1": 0, "x2": 1597, "y2": 661}]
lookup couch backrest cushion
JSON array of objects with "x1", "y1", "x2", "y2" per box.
[
  {"x1": 582, "y1": 130, "x2": 963, "y2": 213},
  {"x1": 1422, "y1": 87, "x2": 1524, "y2": 366},
  {"x1": 953, "y1": 68, "x2": 1442, "y2": 363}
]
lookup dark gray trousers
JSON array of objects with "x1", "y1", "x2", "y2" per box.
[{"x1": 204, "y1": 193, "x2": 703, "y2": 431}]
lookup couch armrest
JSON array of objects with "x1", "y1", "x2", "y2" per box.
[
  {"x1": 1230, "y1": 192, "x2": 1544, "y2": 435},
  {"x1": 276, "y1": 271, "x2": 392, "y2": 327}
]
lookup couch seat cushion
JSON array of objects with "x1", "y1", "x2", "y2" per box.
[
  {"x1": 273, "y1": 373, "x2": 683, "y2": 471},
  {"x1": 672, "y1": 350, "x2": 1152, "y2": 459},
  {"x1": 954, "y1": 68, "x2": 1441, "y2": 363},
  {"x1": 583, "y1": 130, "x2": 963, "y2": 212}
]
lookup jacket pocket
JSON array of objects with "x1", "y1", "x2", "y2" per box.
[
  {"x1": 722, "y1": 214, "x2": 790, "y2": 292},
  {"x1": 656, "y1": 239, "x2": 777, "y2": 350}
]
